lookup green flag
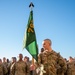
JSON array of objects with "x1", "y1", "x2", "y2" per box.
[{"x1": 23, "y1": 10, "x2": 38, "y2": 61}]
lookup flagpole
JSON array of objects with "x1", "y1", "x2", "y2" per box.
[
  {"x1": 29, "y1": 2, "x2": 35, "y2": 65},
  {"x1": 29, "y1": 2, "x2": 35, "y2": 75}
]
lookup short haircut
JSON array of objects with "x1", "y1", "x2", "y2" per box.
[
  {"x1": 41, "y1": 48, "x2": 44, "y2": 52},
  {"x1": 44, "y1": 39, "x2": 52, "y2": 45},
  {"x1": 69, "y1": 56, "x2": 73, "y2": 59},
  {"x1": 19, "y1": 53, "x2": 23, "y2": 57}
]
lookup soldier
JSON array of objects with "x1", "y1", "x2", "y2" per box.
[
  {"x1": 3, "y1": 57, "x2": 8, "y2": 75},
  {"x1": 66, "y1": 56, "x2": 75, "y2": 75},
  {"x1": 24, "y1": 56, "x2": 30, "y2": 75},
  {"x1": 0, "y1": 59, "x2": 7, "y2": 75},
  {"x1": 12, "y1": 54, "x2": 29, "y2": 75},
  {"x1": 6, "y1": 59, "x2": 11, "y2": 75},
  {"x1": 38, "y1": 39, "x2": 67, "y2": 75},
  {"x1": 10, "y1": 57, "x2": 17, "y2": 75}
]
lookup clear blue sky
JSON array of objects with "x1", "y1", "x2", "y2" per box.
[{"x1": 0, "y1": 0, "x2": 75, "y2": 60}]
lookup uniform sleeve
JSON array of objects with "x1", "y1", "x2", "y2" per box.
[
  {"x1": 38, "y1": 54, "x2": 42, "y2": 65},
  {"x1": 57, "y1": 53, "x2": 67, "y2": 73}
]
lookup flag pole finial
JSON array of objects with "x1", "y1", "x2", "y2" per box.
[{"x1": 29, "y1": 2, "x2": 34, "y2": 10}]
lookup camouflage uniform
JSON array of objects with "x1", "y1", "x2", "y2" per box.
[
  {"x1": 3, "y1": 62, "x2": 8, "y2": 75},
  {"x1": 66, "y1": 61, "x2": 75, "y2": 75},
  {"x1": 10, "y1": 62, "x2": 15, "y2": 75},
  {"x1": 12, "y1": 60, "x2": 29, "y2": 75},
  {"x1": 0, "y1": 63, "x2": 7, "y2": 75},
  {"x1": 26, "y1": 61, "x2": 31, "y2": 75},
  {"x1": 38, "y1": 50, "x2": 67, "y2": 75}
]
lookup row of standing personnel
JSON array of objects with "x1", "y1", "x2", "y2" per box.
[
  {"x1": 37, "y1": 39, "x2": 75, "y2": 75},
  {"x1": 0, "y1": 38, "x2": 75, "y2": 75},
  {"x1": 0, "y1": 55, "x2": 31, "y2": 75}
]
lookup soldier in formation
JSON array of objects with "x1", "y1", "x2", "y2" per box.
[
  {"x1": 66, "y1": 56, "x2": 75, "y2": 75},
  {"x1": 10, "y1": 57, "x2": 17, "y2": 75},
  {"x1": 0, "y1": 59, "x2": 7, "y2": 75},
  {"x1": 11, "y1": 53, "x2": 29, "y2": 75},
  {"x1": 24, "y1": 56, "x2": 30, "y2": 75}
]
